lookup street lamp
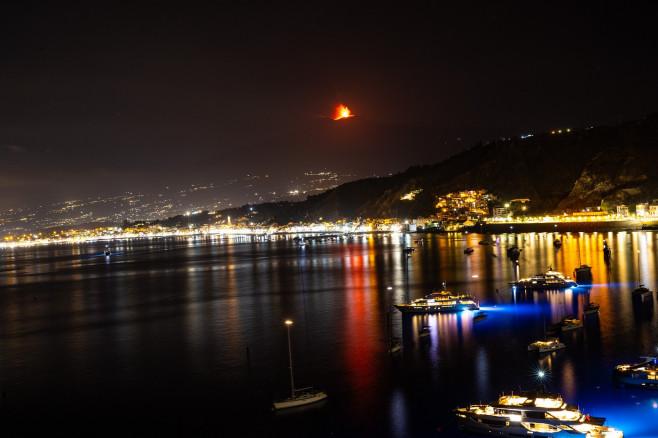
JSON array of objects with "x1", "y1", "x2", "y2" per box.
[{"x1": 285, "y1": 320, "x2": 295, "y2": 398}]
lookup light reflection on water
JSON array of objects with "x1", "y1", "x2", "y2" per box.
[{"x1": 0, "y1": 231, "x2": 657, "y2": 436}]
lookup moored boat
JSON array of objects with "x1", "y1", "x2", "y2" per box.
[
  {"x1": 455, "y1": 386, "x2": 623, "y2": 437},
  {"x1": 613, "y1": 357, "x2": 658, "y2": 389},
  {"x1": 547, "y1": 316, "x2": 583, "y2": 335},
  {"x1": 559, "y1": 316, "x2": 583, "y2": 332},
  {"x1": 389, "y1": 338, "x2": 402, "y2": 353},
  {"x1": 528, "y1": 337, "x2": 566, "y2": 354},
  {"x1": 394, "y1": 284, "x2": 479, "y2": 314},
  {"x1": 632, "y1": 285, "x2": 654, "y2": 302},
  {"x1": 510, "y1": 267, "x2": 578, "y2": 290},
  {"x1": 506, "y1": 245, "x2": 522, "y2": 260},
  {"x1": 584, "y1": 302, "x2": 600, "y2": 315},
  {"x1": 574, "y1": 264, "x2": 593, "y2": 284},
  {"x1": 603, "y1": 240, "x2": 611, "y2": 259}
]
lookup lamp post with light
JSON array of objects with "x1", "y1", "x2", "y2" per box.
[{"x1": 285, "y1": 320, "x2": 295, "y2": 398}]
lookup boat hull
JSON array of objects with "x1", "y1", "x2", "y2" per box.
[
  {"x1": 529, "y1": 344, "x2": 566, "y2": 354},
  {"x1": 509, "y1": 281, "x2": 577, "y2": 290},
  {"x1": 574, "y1": 266, "x2": 593, "y2": 284},
  {"x1": 632, "y1": 287, "x2": 654, "y2": 302},
  {"x1": 613, "y1": 374, "x2": 658, "y2": 390},
  {"x1": 389, "y1": 341, "x2": 402, "y2": 353},
  {"x1": 394, "y1": 303, "x2": 477, "y2": 313},
  {"x1": 273, "y1": 390, "x2": 327, "y2": 410}
]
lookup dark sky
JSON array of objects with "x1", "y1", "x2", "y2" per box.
[{"x1": 2, "y1": 1, "x2": 658, "y2": 211}]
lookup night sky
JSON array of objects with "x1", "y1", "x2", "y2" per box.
[{"x1": 2, "y1": 2, "x2": 658, "y2": 211}]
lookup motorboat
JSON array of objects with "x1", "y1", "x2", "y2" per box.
[
  {"x1": 464, "y1": 247, "x2": 474, "y2": 254},
  {"x1": 613, "y1": 357, "x2": 658, "y2": 390},
  {"x1": 573, "y1": 244, "x2": 593, "y2": 284},
  {"x1": 473, "y1": 311, "x2": 488, "y2": 322},
  {"x1": 528, "y1": 338, "x2": 565, "y2": 354},
  {"x1": 509, "y1": 267, "x2": 578, "y2": 290},
  {"x1": 632, "y1": 285, "x2": 654, "y2": 302},
  {"x1": 546, "y1": 316, "x2": 583, "y2": 335},
  {"x1": 507, "y1": 245, "x2": 522, "y2": 260},
  {"x1": 455, "y1": 386, "x2": 623, "y2": 437},
  {"x1": 418, "y1": 326, "x2": 430, "y2": 337},
  {"x1": 573, "y1": 264, "x2": 593, "y2": 284},
  {"x1": 394, "y1": 284, "x2": 479, "y2": 314},
  {"x1": 273, "y1": 387, "x2": 328, "y2": 410},
  {"x1": 603, "y1": 240, "x2": 611, "y2": 259},
  {"x1": 632, "y1": 251, "x2": 654, "y2": 303},
  {"x1": 583, "y1": 302, "x2": 600, "y2": 316},
  {"x1": 553, "y1": 239, "x2": 562, "y2": 248},
  {"x1": 559, "y1": 316, "x2": 583, "y2": 332},
  {"x1": 389, "y1": 338, "x2": 402, "y2": 354}
]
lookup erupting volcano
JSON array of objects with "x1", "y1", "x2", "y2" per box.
[{"x1": 333, "y1": 104, "x2": 354, "y2": 120}]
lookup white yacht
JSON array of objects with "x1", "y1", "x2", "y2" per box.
[
  {"x1": 455, "y1": 386, "x2": 623, "y2": 437},
  {"x1": 394, "y1": 283, "x2": 479, "y2": 314}
]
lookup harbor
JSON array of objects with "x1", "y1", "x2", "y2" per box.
[{"x1": 1, "y1": 230, "x2": 656, "y2": 437}]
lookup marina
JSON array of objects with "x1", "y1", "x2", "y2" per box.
[{"x1": 1, "y1": 230, "x2": 657, "y2": 437}]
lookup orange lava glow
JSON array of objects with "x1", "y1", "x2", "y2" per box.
[{"x1": 333, "y1": 104, "x2": 354, "y2": 120}]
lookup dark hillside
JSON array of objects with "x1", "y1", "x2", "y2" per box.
[{"x1": 220, "y1": 112, "x2": 658, "y2": 224}]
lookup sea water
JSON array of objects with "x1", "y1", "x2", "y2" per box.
[{"x1": 1, "y1": 231, "x2": 657, "y2": 437}]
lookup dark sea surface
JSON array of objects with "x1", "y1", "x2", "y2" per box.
[{"x1": 1, "y1": 231, "x2": 657, "y2": 437}]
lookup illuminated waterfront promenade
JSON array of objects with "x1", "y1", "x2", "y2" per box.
[{"x1": 2, "y1": 214, "x2": 658, "y2": 249}]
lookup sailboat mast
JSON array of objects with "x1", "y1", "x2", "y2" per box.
[{"x1": 285, "y1": 320, "x2": 295, "y2": 398}]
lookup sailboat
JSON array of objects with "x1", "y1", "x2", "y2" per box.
[
  {"x1": 388, "y1": 311, "x2": 402, "y2": 354},
  {"x1": 632, "y1": 251, "x2": 654, "y2": 302},
  {"x1": 272, "y1": 320, "x2": 327, "y2": 410}
]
